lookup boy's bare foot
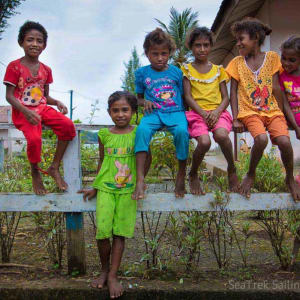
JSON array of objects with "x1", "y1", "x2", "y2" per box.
[
  {"x1": 91, "y1": 271, "x2": 109, "y2": 289},
  {"x1": 132, "y1": 180, "x2": 145, "y2": 200},
  {"x1": 228, "y1": 169, "x2": 240, "y2": 192},
  {"x1": 47, "y1": 166, "x2": 68, "y2": 191},
  {"x1": 108, "y1": 274, "x2": 123, "y2": 299},
  {"x1": 286, "y1": 177, "x2": 300, "y2": 202},
  {"x1": 240, "y1": 173, "x2": 255, "y2": 198},
  {"x1": 188, "y1": 173, "x2": 205, "y2": 195},
  {"x1": 175, "y1": 172, "x2": 186, "y2": 198},
  {"x1": 32, "y1": 168, "x2": 47, "y2": 195}
]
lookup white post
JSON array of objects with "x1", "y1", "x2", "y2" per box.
[{"x1": 63, "y1": 130, "x2": 86, "y2": 274}]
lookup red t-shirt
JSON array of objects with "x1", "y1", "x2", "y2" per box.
[{"x1": 3, "y1": 58, "x2": 53, "y2": 109}]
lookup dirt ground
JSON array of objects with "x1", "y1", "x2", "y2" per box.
[{"x1": 1, "y1": 209, "x2": 300, "y2": 298}]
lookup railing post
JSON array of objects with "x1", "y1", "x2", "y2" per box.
[
  {"x1": 63, "y1": 129, "x2": 86, "y2": 274},
  {"x1": 0, "y1": 139, "x2": 4, "y2": 172},
  {"x1": 234, "y1": 132, "x2": 242, "y2": 161}
]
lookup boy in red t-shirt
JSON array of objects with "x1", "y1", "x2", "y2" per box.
[{"x1": 3, "y1": 21, "x2": 76, "y2": 195}]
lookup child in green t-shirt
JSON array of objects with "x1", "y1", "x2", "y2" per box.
[{"x1": 79, "y1": 91, "x2": 138, "y2": 299}]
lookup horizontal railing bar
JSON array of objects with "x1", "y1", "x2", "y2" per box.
[
  {"x1": 0, "y1": 124, "x2": 110, "y2": 130},
  {"x1": 0, "y1": 192, "x2": 298, "y2": 212}
]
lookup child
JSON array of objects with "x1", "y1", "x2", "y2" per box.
[
  {"x1": 182, "y1": 27, "x2": 239, "y2": 195},
  {"x1": 3, "y1": 21, "x2": 75, "y2": 195},
  {"x1": 79, "y1": 91, "x2": 138, "y2": 299},
  {"x1": 280, "y1": 36, "x2": 300, "y2": 186},
  {"x1": 226, "y1": 18, "x2": 300, "y2": 200},
  {"x1": 280, "y1": 36, "x2": 300, "y2": 125},
  {"x1": 132, "y1": 28, "x2": 189, "y2": 199}
]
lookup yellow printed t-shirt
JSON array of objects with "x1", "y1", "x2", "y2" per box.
[
  {"x1": 226, "y1": 51, "x2": 283, "y2": 119},
  {"x1": 181, "y1": 63, "x2": 229, "y2": 110}
]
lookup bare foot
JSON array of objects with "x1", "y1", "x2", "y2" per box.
[
  {"x1": 240, "y1": 173, "x2": 255, "y2": 198},
  {"x1": 228, "y1": 169, "x2": 240, "y2": 193},
  {"x1": 91, "y1": 271, "x2": 108, "y2": 289},
  {"x1": 286, "y1": 177, "x2": 300, "y2": 202},
  {"x1": 175, "y1": 172, "x2": 186, "y2": 198},
  {"x1": 108, "y1": 275, "x2": 123, "y2": 299},
  {"x1": 31, "y1": 168, "x2": 47, "y2": 195},
  {"x1": 47, "y1": 166, "x2": 68, "y2": 191},
  {"x1": 132, "y1": 180, "x2": 145, "y2": 200},
  {"x1": 188, "y1": 173, "x2": 205, "y2": 195}
]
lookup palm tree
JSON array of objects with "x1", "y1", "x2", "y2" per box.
[{"x1": 155, "y1": 7, "x2": 199, "y2": 66}]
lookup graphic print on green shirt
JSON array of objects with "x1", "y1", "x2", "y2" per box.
[{"x1": 92, "y1": 127, "x2": 136, "y2": 194}]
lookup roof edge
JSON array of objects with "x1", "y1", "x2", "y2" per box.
[{"x1": 211, "y1": 0, "x2": 235, "y2": 32}]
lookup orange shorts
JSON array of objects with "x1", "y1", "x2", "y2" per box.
[{"x1": 241, "y1": 114, "x2": 289, "y2": 142}]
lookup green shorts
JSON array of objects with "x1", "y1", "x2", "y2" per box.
[{"x1": 96, "y1": 190, "x2": 137, "y2": 239}]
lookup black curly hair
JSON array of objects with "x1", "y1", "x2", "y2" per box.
[
  {"x1": 108, "y1": 91, "x2": 138, "y2": 112},
  {"x1": 281, "y1": 36, "x2": 300, "y2": 56},
  {"x1": 231, "y1": 17, "x2": 272, "y2": 46},
  {"x1": 143, "y1": 28, "x2": 176, "y2": 55},
  {"x1": 18, "y1": 21, "x2": 48, "y2": 45},
  {"x1": 185, "y1": 27, "x2": 214, "y2": 49}
]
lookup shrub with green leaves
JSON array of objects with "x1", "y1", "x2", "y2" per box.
[{"x1": 236, "y1": 148, "x2": 286, "y2": 192}]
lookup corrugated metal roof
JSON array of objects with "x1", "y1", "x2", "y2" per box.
[
  {"x1": 0, "y1": 106, "x2": 11, "y2": 123},
  {"x1": 210, "y1": 0, "x2": 266, "y2": 64}
]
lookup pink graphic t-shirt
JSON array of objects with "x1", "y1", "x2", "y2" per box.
[
  {"x1": 3, "y1": 58, "x2": 53, "y2": 112},
  {"x1": 279, "y1": 70, "x2": 300, "y2": 114}
]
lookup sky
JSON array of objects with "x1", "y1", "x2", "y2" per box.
[{"x1": 0, "y1": 0, "x2": 223, "y2": 124}]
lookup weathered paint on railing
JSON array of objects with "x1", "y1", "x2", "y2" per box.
[{"x1": 0, "y1": 192, "x2": 299, "y2": 212}]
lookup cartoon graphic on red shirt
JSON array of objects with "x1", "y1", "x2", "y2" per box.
[
  {"x1": 250, "y1": 85, "x2": 270, "y2": 111},
  {"x1": 3, "y1": 59, "x2": 52, "y2": 109}
]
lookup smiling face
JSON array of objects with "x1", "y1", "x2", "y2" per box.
[
  {"x1": 146, "y1": 44, "x2": 170, "y2": 71},
  {"x1": 235, "y1": 31, "x2": 257, "y2": 57},
  {"x1": 108, "y1": 97, "x2": 134, "y2": 128},
  {"x1": 21, "y1": 29, "x2": 46, "y2": 59},
  {"x1": 281, "y1": 48, "x2": 300, "y2": 75},
  {"x1": 191, "y1": 36, "x2": 211, "y2": 62}
]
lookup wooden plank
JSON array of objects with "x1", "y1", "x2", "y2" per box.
[
  {"x1": 0, "y1": 124, "x2": 109, "y2": 131},
  {"x1": 0, "y1": 192, "x2": 299, "y2": 212},
  {"x1": 63, "y1": 132, "x2": 86, "y2": 275}
]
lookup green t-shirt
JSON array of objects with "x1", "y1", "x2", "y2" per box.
[{"x1": 92, "y1": 127, "x2": 136, "y2": 194}]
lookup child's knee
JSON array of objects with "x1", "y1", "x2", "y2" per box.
[
  {"x1": 174, "y1": 126, "x2": 189, "y2": 140},
  {"x1": 275, "y1": 136, "x2": 291, "y2": 150},
  {"x1": 196, "y1": 135, "x2": 211, "y2": 151},
  {"x1": 213, "y1": 129, "x2": 229, "y2": 144},
  {"x1": 62, "y1": 118, "x2": 76, "y2": 139},
  {"x1": 27, "y1": 134, "x2": 42, "y2": 148},
  {"x1": 254, "y1": 134, "x2": 268, "y2": 149}
]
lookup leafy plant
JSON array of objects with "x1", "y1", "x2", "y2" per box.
[{"x1": 155, "y1": 7, "x2": 199, "y2": 66}]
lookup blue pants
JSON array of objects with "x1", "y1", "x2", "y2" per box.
[{"x1": 135, "y1": 111, "x2": 189, "y2": 160}]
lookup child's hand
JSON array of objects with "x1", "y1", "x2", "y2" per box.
[
  {"x1": 295, "y1": 127, "x2": 300, "y2": 140},
  {"x1": 207, "y1": 109, "x2": 221, "y2": 128},
  {"x1": 23, "y1": 109, "x2": 41, "y2": 125},
  {"x1": 56, "y1": 101, "x2": 68, "y2": 115},
  {"x1": 233, "y1": 119, "x2": 244, "y2": 133},
  {"x1": 77, "y1": 188, "x2": 97, "y2": 201},
  {"x1": 143, "y1": 100, "x2": 156, "y2": 114}
]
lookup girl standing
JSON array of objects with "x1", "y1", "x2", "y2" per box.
[
  {"x1": 182, "y1": 27, "x2": 239, "y2": 195},
  {"x1": 79, "y1": 91, "x2": 138, "y2": 299}
]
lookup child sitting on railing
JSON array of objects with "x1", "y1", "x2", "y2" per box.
[
  {"x1": 3, "y1": 21, "x2": 75, "y2": 195},
  {"x1": 226, "y1": 18, "x2": 300, "y2": 201}
]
